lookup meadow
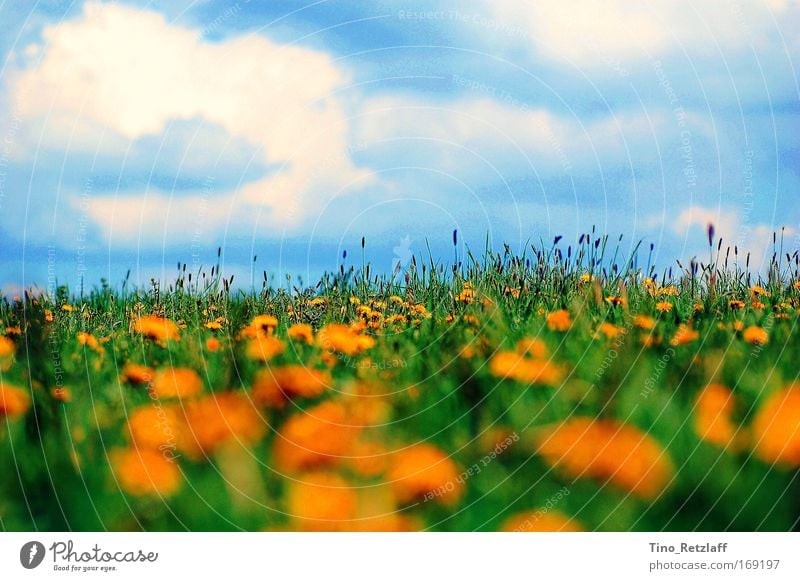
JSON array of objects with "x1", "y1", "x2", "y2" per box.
[{"x1": 1, "y1": 229, "x2": 799, "y2": 531}]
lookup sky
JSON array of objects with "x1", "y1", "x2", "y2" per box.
[{"x1": 0, "y1": 0, "x2": 798, "y2": 293}]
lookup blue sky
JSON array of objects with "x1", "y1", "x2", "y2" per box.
[{"x1": 0, "y1": 0, "x2": 798, "y2": 293}]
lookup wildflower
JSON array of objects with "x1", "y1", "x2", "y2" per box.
[
  {"x1": 693, "y1": 303, "x2": 705, "y2": 313},
  {"x1": 596, "y1": 322, "x2": 623, "y2": 340},
  {"x1": 670, "y1": 324, "x2": 699, "y2": 346},
  {"x1": 286, "y1": 472, "x2": 357, "y2": 531},
  {"x1": 317, "y1": 324, "x2": 375, "y2": 357},
  {"x1": 655, "y1": 301, "x2": 673, "y2": 313},
  {"x1": 0, "y1": 336, "x2": 15, "y2": 371},
  {"x1": 0, "y1": 382, "x2": 30, "y2": 419},
  {"x1": 384, "y1": 314, "x2": 407, "y2": 326},
  {"x1": 273, "y1": 401, "x2": 360, "y2": 472},
  {"x1": 489, "y1": 352, "x2": 564, "y2": 385},
  {"x1": 120, "y1": 363, "x2": 154, "y2": 386},
  {"x1": 580, "y1": 273, "x2": 593, "y2": 283},
  {"x1": 44, "y1": 309, "x2": 54, "y2": 322},
  {"x1": 535, "y1": 418, "x2": 674, "y2": 500},
  {"x1": 387, "y1": 443, "x2": 463, "y2": 506},
  {"x1": 241, "y1": 314, "x2": 278, "y2": 338},
  {"x1": 750, "y1": 285, "x2": 770, "y2": 297},
  {"x1": 658, "y1": 285, "x2": 679, "y2": 297},
  {"x1": 133, "y1": 315, "x2": 181, "y2": 344},
  {"x1": 77, "y1": 332, "x2": 103, "y2": 354},
  {"x1": 182, "y1": 392, "x2": 266, "y2": 455},
  {"x1": 310, "y1": 297, "x2": 326, "y2": 307},
  {"x1": 732, "y1": 320, "x2": 744, "y2": 331},
  {"x1": 205, "y1": 337, "x2": 221, "y2": 352},
  {"x1": 150, "y1": 367, "x2": 203, "y2": 400},
  {"x1": 245, "y1": 335, "x2": 285, "y2": 362},
  {"x1": 204, "y1": 321, "x2": 223, "y2": 330},
  {"x1": 729, "y1": 300, "x2": 745, "y2": 310},
  {"x1": 500, "y1": 510, "x2": 583, "y2": 532},
  {"x1": 345, "y1": 440, "x2": 389, "y2": 477},
  {"x1": 113, "y1": 448, "x2": 181, "y2": 496},
  {"x1": 348, "y1": 297, "x2": 361, "y2": 306},
  {"x1": 287, "y1": 323, "x2": 314, "y2": 345},
  {"x1": 251, "y1": 365, "x2": 330, "y2": 408},
  {"x1": 546, "y1": 310, "x2": 572, "y2": 332},
  {"x1": 605, "y1": 296, "x2": 627, "y2": 307},
  {"x1": 752, "y1": 386, "x2": 800, "y2": 467},
  {"x1": 61, "y1": 304, "x2": 74, "y2": 312},
  {"x1": 4, "y1": 326, "x2": 21, "y2": 335},
  {"x1": 633, "y1": 315, "x2": 655, "y2": 330},
  {"x1": 742, "y1": 326, "x2": 768, "y2": 345},
  {"x1": 51, "y1": 387, "x2": 72, "y2": 403},
  {"x1": 694, "y1": 384, "x2": 742, "y2": 449},
  {"x1": 515, "y1": 337, "x2": 548, "y2": 358},
  {"x1": 127, "y1": 405, "x2": 187, "y2": 451}
]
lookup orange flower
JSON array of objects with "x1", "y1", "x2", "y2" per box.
[
  {"x1": 127, "y1": 405, "x2": 187, "y2": 451},
  {"x1": 655, "y1": 301, "x2": 673, "y2": 313},
  {"x1": 150, "y1": 367, "x2": 203, "y2": 399},
  {"x1": 596, "y1": 322, "x2": 623, "y2": 339},
  {"x1": 240, "y1": 314, "x2": 278, "y2": 338},
  {"x1": 0, "y1": 336, "x2": 15, "y2": 371},
  {"x1": 670, "y1": 324, "x2": 699, "y2": 346},
  {"x1": 287, "y1": 323, "x2": 314, "y2": 345},
  {"x1": 77, "y1": 332, "x2": 103, "y2": 353},
  {"x1": 729, "y1": 300, "x2": 745, "y2": 310},
  {"x1": 317, "y1": 324, "x2": 375, "y2": 357},
  {"x1": 182, "y1": 392, "x2": 265, "y2": 456},
  {"x1": 387, "y1": 443, "x2": 463, "y2": 506},
  {"x1": 546, "y1": 310, "x2": 573, "y2": 332},
  {"x1": 742, "y1": 326, "x2": 768, "y2": 345},
  {"x1": 345, "y1": 440, "x2": 389, "y2": 477},
  {"x1": 113, "y1": 448, "x2": 182, "y2": 496},
  {"x1": 0, "y1": 382, "x2": 30, "y2": 419},
  {"x1": 500, "y1": 510, "x2": 583, "y2": 532},
  {"x1": 251, "y1": 365, "x2": 330, "y2": 408},
  {"x1": 535, "y1": 418, "x2": 674, "y2": 500},
  {"x1": 204, "y1": 321, "x2": 223, "y2": 331},
  {"x1": 694, "y1": 384, "x2": 742, "y2": 449},
  {"x1": 516, "y1": 337, "x2": 548, "y2": 358},
  {"x1": 489, "y1": 351, "x2": 564, "y2": 385},
  {"x1": 133, "y1": 315, "x2": 181, "y2": 344},
  {"x1": 273, "y1": 401, "x2": 360, "y2": 472},
  {"x1": 750, "y1": 285, "x2": 770, "y2": 297},
  {"x1": 120, "y1": 363, "x2": 154, "y2": 386},
  {"x1": 633, "y1": 315, "x2": 655, "y2": 330},
  {"x1": 245, "y1": 335, "x2": 285, "y2": 362},
  {"x1": 286, "y1": 472, "x2": 358, "y2": 531},
  {"x1": 752, "y1": 386, "x2": 800, "y2": 466},
  {"x1": 51, "y1": 387, "x2": 72, "y2": 403},
  {"x1": 205, "y1": 337, "x2": 221, "y2": 352}
]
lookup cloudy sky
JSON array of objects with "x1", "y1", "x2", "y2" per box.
[{"x1": 0, "y1": 0, "x2": 798, "y2": 292}]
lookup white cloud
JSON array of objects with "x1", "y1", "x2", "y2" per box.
[
  {"x1": 485, "y1": 0, "x2": 799, "y2": 68},
  {"x1": 6, "y1": 1, "x2": 373, "y2": 236}
]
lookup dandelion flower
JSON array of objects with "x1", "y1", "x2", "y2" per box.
[
  {"x1": 752, "y1": 386, "x2": 800, "y2": 467},
  {"x1": 535, "y1": 418, "x2": 674, "y2": 500},
  {"x1": 387, "y1": 443, "x2": 463, "y2": 506},
  {"x1": 0, "y1": 382, "x2": 30, "y2": 419},
  {"x1": 500, "y1": 510, "x2": 583, "y2": 532},
  {"x1": 742, "y1": 326, "x2": 768, "y2": 345},
  {"x1": 546, "y1": 310, "x2": 573, "y2": 332},
  {"x1": 273, "y1": 401, "x2": 360, "y2": 472},
  {"x1": 150, "y1": 367, "x2": 203, "y2": 400},
  {"x1": 286, "y1": 472, "x2": 358, "y2": 531},
  {"x1": 252, "y1": 365, "x2": 330, "y2": 408},
  {"x1": 133, "y1": 315, "x2": 181, "y2": 344},
  {"x1": 287, "y1": 323, "x2": 314, "y2": 345},
  {"x1": 655, "y1": 301, "x2": 673, "y2": 313},
  {"x1": 113, "y1": 448, "x2": 181, "y2": 496},
  {"x1": 694, "y1": 384, "x2": 742, "y2": 449}
]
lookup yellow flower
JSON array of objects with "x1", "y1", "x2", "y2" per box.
[
  {"x1": 655, "y1": 301, "x2": 673, "y2": 313},
  {"x1": 742, "y1": 326, "x2": 768, "y2": 345},
  {"x1": 204, "y1": 321, "x2": 223, "y2": 330},
  {"x1": 546, "y1": 310, "x2": 572, "y2": 332},
  {"x1": 535, "y1": 418, "x2": 674, "y2": 500},
  {"x1": 752, "y1": 386, "x2": 800, "y2": 467},
  {"x1": 61, "y1": 304, "x2": 74, "y2": 312},
  {"x1": 750, "y1": 285, "x2": 770, "y2": 297}
]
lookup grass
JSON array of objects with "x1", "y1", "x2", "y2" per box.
[{"x1": 1, "y1": 229, "x2": 799, "y2": 531}]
